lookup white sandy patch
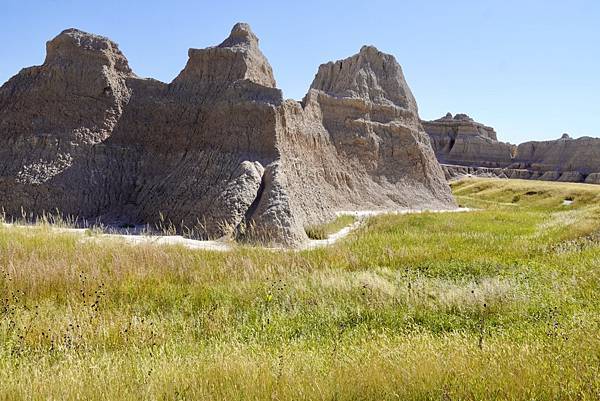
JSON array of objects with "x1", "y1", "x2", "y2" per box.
[
  {"x1": 94, "y1": 234, "x2": 232, "y2": 251},
  {"x1": 2, "y1": 208, "x2": 472, "y2": 252}
]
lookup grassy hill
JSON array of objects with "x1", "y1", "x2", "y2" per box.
[{"x1": 0, "y1": 178, "x2": 599, "y2": 400}]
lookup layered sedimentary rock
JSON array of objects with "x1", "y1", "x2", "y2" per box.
[
  {"x1": 0, "y1": 29, "x2": 135, "y2": 219},
  {"x1": 0, "y1": 24, "x2": 455, "y2": 246},
  {"x1": 442, "y1": 165, "x2": 534, "y2": 182},
  {"x1": 442, "y1": 162, "x2": 600, "y2": 184},
  {"x1": 422, "y1": 113, "x2": 514, "y2": 168},
  {"x1": 512, "y1": 134, "x2": 600, "y2": 176},
  {"x1": 424, "y1": 114, "x2": 600, "y2": 184}
]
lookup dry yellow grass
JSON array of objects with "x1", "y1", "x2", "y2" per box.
[{"x1": 0, "y1": 178, "x2": 599, "y2": 400}]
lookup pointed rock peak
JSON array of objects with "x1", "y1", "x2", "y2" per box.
[
  {"x1": 218, "y1": 22, "x2": 259, "y2": 48},
  {"x1": 176, "y1": 23, "x2": 276, "y2": 88},
  {"x1": 310, "y1": 46, "x2": 416, "y2": 111},
  {"x1": 45, "y1": 28, "x2": 132, "y2": 74},
  {"x1": 357, "y1": 45, "x2": 397, "y2": 65},
  {"x1": 453, "y1": 113, "x2": 474, "y2": 121},
  {"x1": 435, "y1": 113, "x2": 474, "y2": 122},
  {"x1": 359, "y1": 45, "x2": 380, "y2": 56}
]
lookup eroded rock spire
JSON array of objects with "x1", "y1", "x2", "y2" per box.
[
  {"x1": 0, "y1": 24, "x2": 456, "y2": 246},
  {"x1": 174, "y1": 22, "x2": 276, "y2": 88}
]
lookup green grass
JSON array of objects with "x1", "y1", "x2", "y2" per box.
[
  {"x1": 305, "y1": 214, "x2": 356, "y2": 240},
  {"x1": 0, "y1": 178, "x2": 599, "y2": 400}
]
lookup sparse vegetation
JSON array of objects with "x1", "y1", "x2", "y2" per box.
[
  {"x1": 305, "y1": 214, "x2": 356, "y2": 239},
  {"x1": 0, "y1": 178, "x2": 599, "y2": 400}
]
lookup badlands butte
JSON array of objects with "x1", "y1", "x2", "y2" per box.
[
  {"x1": 0, "y1": 23, "x2": 454, "y2": 246},
  {"x1": 423, "y1": 113, "x2": 600, "y2": 183},
  {"x1": 0, "y1": 23, "x2": 597, "y2": 246}
]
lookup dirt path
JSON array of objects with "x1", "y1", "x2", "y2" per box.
[{"x1": 3, "y1": 208, "x2": 472, "y2": 252}]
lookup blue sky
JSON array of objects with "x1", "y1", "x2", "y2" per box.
[{"x1": 1, "y1": 0, "x2": 598, "y2": 143}]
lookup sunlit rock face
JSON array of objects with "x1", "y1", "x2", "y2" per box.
[
  {"x1": 513, "y1": 135, "x2": 600, "y2": 176},
  {"x1": 423, "y1": 114, "x2": 600, "y2": 185},
  {"x1": 0, "y1": 24, "x2": 456, "y2": 246},
  {"x1": 422, "y1": 113, "x2": 515, "y2": 168}
]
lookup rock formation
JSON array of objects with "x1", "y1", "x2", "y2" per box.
[
  {"x1": 423, "y1": 114, "x2": 600, "y2": 185},
  {"x1": 513, "y1": 135, "x2": 600, "y2": 178},
  {"x1": 0, "y1": 23, "x2": 456, "y2": 246},
  {"x1": 422, "y1": 113, "x2": 515, "y2": 168}
]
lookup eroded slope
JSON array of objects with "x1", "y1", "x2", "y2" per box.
[{"x1": 0, "y1": 23, "x2": 455, "y2": 246}]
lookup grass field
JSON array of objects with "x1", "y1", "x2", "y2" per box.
[
  {"x1": 305, "y1": 214, "x2": 356, "y2": 240},
  {"x1": 0, "y1": 178, "x2": 599, "y2": 400}
]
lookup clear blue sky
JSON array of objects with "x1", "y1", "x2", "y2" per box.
[{"x1": 2, "y1": 0, "x2": 599, "y2": 143}]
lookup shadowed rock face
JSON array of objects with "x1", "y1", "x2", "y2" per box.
[
  {"x1": 0, "y1": 24, "x2": 456, "y2": 246},
  {"x1": 0, "y1": 28, "x2": 135, "y2": 219}
]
